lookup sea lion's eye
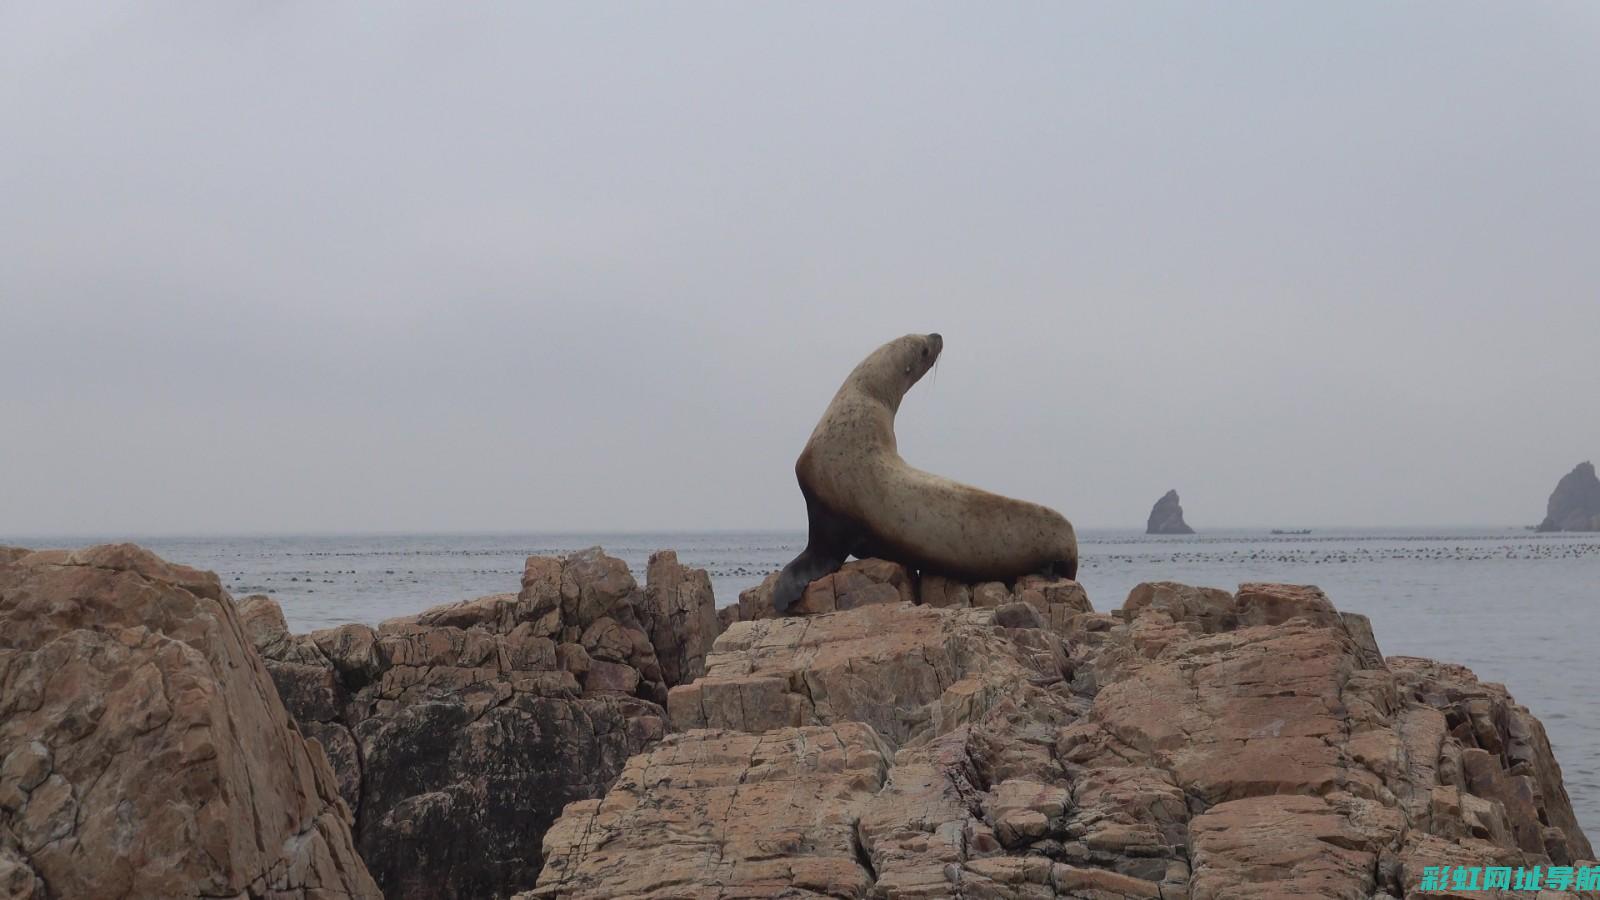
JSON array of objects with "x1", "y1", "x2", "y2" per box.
[{"x1": 921, "y1": 347, "x2": 929, "y2": 358}]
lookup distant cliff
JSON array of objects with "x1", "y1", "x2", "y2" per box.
[
  {"x1": 1537, "y1": 461, "x2": 1600, "y2": 532},
  {"x1": 1146, "y1": 488, "x2": 1195, "y2": 534}
]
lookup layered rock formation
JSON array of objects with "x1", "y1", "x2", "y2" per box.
[
  {"x1": 1146, "y1": 489, "x2": 1195, "y2": 535},
  {"x1": 530, "y1": 571, "x2": 1594, "y2": 899},
  {"x1": 1537, "y1": 461, "x2": 1600, "y2": 532},
  {"x1": 244, "y1": 547, "x2": 719, "y2": 900},
  {"x1": 0, "y1": 544, "x2": 379, "y2": 899}
]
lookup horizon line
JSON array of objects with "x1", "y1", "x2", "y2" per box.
[{"x1": 0, "y1": 522, "x2": 1553, "y2": 543}]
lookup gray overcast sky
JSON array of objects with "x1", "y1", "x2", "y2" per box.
[{"x1": 3, "y1": 3, "x2": 1598, "y2": 536}]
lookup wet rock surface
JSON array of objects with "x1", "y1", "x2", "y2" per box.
[
  {"x1": 1146, "y1": 488, "x2": 1195, "y2": 535},
  {"x1": 1538, "y1": 460, "x2": 1600, "y2": 532},
  {"x1": 246, "y1": 547, "x2": 716, "y2": 900},
  {"x1": 0, "y1": 544, "x2": 379, "y2": 899},
  {"x1": 532, "y1": 567, "x2": 1594, "y2": 899}
]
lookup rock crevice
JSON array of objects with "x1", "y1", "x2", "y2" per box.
[{"x1": 243, "y1": 546, "x2": 719, "y2": 900}]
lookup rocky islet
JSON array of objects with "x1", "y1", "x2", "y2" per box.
[
  {"x1": 1146, "y1": 490, "x2": 1195, "y2": 536},
  {"x1": 1538, "y1": 462, "x2": 1600, "y2": 533}
]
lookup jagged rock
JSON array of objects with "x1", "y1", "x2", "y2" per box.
[
  {"x1": 638, "y1": 550, "x2": 721, "y2": 687},
  {"x1": 1145, "y1": 488, "x2": 1195, "y2": 535},
  {"x1": 247, "y1": 547, "x2": 704, "y2": 900},
  {"x1": 536, "y1": 575, "x2": 1594, "y2": 899},
  {"x1": 0, "y1": 545, "x2": 379, "y2": 899},
  {"x1": 1389, "y1": 656, "x2": 1592, "y2": 865},
  {"x1": 1537, "y1": 460, "x2": 1600, "y2": 532},
  {"x1": 799, "y1": 557, "x2": 916, "y2": 614},
  {"x1": 1012, "y1": 573, "x2": 1093, "y2": 633},
  {"x1": 728, "y1": 557, "x2": 916, "y2": 621},
  {"x1": 729, "y1": 557, "x2": 1086, "y2": 635}
]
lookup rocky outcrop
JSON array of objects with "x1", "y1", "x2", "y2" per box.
[
  {"x1": 721, "y1": 556, "x2": 1087, "y2": 626},
  {"x1": 639, "y1": 550, "x2": 720, "y2": 687},
  {"x1": 531, "y1": 573, "x2": 1593, "y2": 899},
  {"x1": 721, "y1": 557, "x2": 917, "y2": 622},
  {"x1": 1537, "y1": 461, "x2": 1600, "y2": 532},
  {"x1": 245, "y1": 547, "x2": 718, "y2": 900},
  {"x1": 1146, "y1": 488, "x2": 1195, "y2": 534},
  {"x1": 668, "y1": 598, "x2": 1075, "y2": 747},
  {"x1": 12, "y1": 538, "x2": 1590, "y2": 899},
  {"x1": 0, "y1": 544, "x2": 379, "y2": 899},
  {"x1": 535, "y1": 724, "x2": 892, "y2": 899}
]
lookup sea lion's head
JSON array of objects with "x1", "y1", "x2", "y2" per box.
[{"x1": 853, "y1": 333, "x2": 943, "y2": 409}]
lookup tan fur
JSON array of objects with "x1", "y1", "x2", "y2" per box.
[{"x1": 795, "y1": 333, "x2": 1077, "y2": 582}]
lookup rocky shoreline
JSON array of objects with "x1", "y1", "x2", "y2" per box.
[{"x1": 2, "y1": 544, "x2": 1594, "y2": 899}]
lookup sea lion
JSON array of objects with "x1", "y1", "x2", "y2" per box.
[{"x1": 773, "y1": 332, "x2": 1078, "y2": 614}]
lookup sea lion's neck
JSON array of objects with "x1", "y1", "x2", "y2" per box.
[{"x1": 824, "y1": 385, "x2": 900, "y2": 454}]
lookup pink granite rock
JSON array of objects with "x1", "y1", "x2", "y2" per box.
[{"x1": 0, "y1": 545, "x2": 379, "y2": 899}]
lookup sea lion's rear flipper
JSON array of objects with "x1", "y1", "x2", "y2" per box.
[{"x1": 772, "y1": 489, "x2": 857, "y2": 615}]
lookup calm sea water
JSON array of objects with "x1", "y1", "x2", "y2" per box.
[{"x1": 6, "y1": 527, "x2": 1596, "y2": 836}]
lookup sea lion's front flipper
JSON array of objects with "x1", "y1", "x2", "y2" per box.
[
  {"x1": 772, "y1": 489, "x2": 857, "y2": 615},
  {"x1": 1035, "y1": 559, "x2": 1078, "y2": 580}
]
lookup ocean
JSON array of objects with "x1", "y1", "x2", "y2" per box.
[{"x1": 5, "y1": 527, "x2": 1596, "y2": 836}]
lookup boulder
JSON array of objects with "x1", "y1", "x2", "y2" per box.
[
  {"x1": 798, "y1": 557, "x2": 916, "y2": 613},
  {"x1": 1536, "y1": 460, "x2": 1600, "y2": 532},
  {"x1": 1145, "y1": 488, "x2": 1196, "y2": 535},
  {"x1": 729, "y1": 557, "x2": 1089, "y2": 637},
  {"x1": 0, "y1": 545, "x2": 379, "y2": 899},
  {"x1": 731, "y1": 557, "x2": 916, "y2": 621},
  {"x1": 536, "y1": 576, "x2": 1594, "y2": 899},
  {"x1": 1123, "y1": 581, "x2": 1236, "y2": 633},
  {"x1": 247, "y1": 547, "x2": 701, "y2": 900}
]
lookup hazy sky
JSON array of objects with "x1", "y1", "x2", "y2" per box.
[{"x1": 3, "y1": 3, "x2": 1598, "y2": 536}]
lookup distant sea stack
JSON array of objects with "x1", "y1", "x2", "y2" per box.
[
  {"x1": 1146, "y1": 488, "x2": 1195, "y2": 534},
  {"x1": 1536, "y1": 461, "x2": 1600, "y2": 532}
]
